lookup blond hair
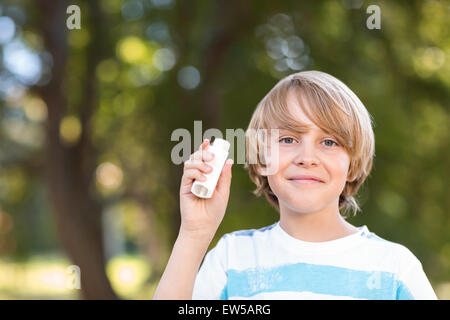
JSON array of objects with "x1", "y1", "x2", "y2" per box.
[{"x1": 244, "y1": 71, "x2": 375, "y2": 217}]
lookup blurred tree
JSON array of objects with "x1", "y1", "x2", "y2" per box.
[{"x1": 32, "y1": 0, "x2": 117, "y2": 299}]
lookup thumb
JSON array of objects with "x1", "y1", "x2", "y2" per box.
[{"x1": 215, "y1": 158, "x2": 233, "y2": 196}]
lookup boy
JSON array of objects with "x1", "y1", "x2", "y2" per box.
[{"x1": 153, "y1": 71, "x2": 437, "y2": 300}]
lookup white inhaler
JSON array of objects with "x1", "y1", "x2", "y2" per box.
[{"x1": 191, "y1": 138, "x2": 231, "y2": 199}]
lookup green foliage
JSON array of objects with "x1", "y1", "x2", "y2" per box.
[{"x1": 0, "y1": 0, "x2": 449, "y2": 298}]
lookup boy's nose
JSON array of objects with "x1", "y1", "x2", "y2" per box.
[
  {"x1": 293, "y1": 145, "x2": 320, "y2": 167},
  {"x1": 295, "y1": 157, "x2": 319, "y2": 167}
]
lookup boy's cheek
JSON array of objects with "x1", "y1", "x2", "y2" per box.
[
  {"x1": 257, "y1": 155, "x2": 283, "y2": 176},
  {"x1": 267, "y1": 176, "x2": 279, "y2": 195},
  {"x1": 267, "y1": 175, "x2": 287, "y2": 193}
]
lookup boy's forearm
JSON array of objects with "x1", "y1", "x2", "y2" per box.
[{"x1": 152, "y1": 230, "x2": 214, "y2": 300}]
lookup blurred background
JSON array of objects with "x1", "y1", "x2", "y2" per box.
[{"x1": 0, "y1": 0, "x2": 449, "y2": 299}]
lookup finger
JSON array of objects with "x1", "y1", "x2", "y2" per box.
[
  {"x1": 201, "y1": 138, "x2": 210, "y2": 150},
  {"x1": 192, "y1": 140, "x2": 215, "y2": 163},
  {"x1": 184, "y1": 161, "x2": 213, "y2": 173},
  {"x1": 181, "y1": 168, "x2": 207, "y2": 187},
  {"x1": 200, "y1": 139, "x2": 216, "y2": 162},
  {"x1": 193, "y1": 139, "x2": 209, "y2": 162},
  {"x1": 215, "y1": 158, "x2": 233, "y2": 195}
]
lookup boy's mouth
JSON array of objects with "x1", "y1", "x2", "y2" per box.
[
  {"x1": 288, "y1": 179, "x2": 323, "y2": 185},
  {"x1": 287, "y1": 174, "x2": 324, "y2": 183}
]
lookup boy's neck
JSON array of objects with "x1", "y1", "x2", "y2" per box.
[{"x1": 279, "y1": 202, "x2": 358, "y2": 243}]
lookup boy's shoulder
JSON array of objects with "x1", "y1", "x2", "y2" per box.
[
  {"x1": 215, "y1": 223, "x2": 421, "y2": 263},
  {"x1": 224, "y1": 222, "x2": 278, "y2": 238},
  {"x1": 360, "y1": 228, "x2": 419, "y2": 256},
  {"x1": 356, "y1": 227, "x2": 424, "y2": 272},
  {"x1": 213, "y1": 222, "x2": 278, "y2": 251},
  {"x1": 216, "y1": 222, "x2": 279, "y2": 248},
  {"x1": 210, "y1": 223, "x2": 423, "y2": 278}
]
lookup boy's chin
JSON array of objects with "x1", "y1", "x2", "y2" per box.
[{"x1": 282, "y1": 201, "x2": 324, "y2": 215}]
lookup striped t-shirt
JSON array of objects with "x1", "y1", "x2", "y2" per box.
[{"x1": 192, "y1": 221, "x2": 437, "y2": 300}]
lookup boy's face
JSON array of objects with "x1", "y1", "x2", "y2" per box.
[{"x1": 265, "y1": 91, "x2": 352, "y2": 215}]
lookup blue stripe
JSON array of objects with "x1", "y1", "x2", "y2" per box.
[
  {"x1": 220, "y1": 285, "x2": 228, "y2": 300},
  {"x1": 224, "y1": 262, "x2": 413, "y2": 300},
  {"x1": 230, "y1": 223, "x2": 278, "y2": 237},
  {"x1": 396, "y1": 281, "x2": 414, "y2": 299},
  {"x1": 363, "y1": 232, "x2": 389, "y2": 242}
]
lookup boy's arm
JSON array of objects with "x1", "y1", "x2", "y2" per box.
[
  {"x1": 153, "y1": 231, "x2": 214, "y2": 300},
  {"x1": 154, "y1": 139, "x2": 233, "y2": 299}
]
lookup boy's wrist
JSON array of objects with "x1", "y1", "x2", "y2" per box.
[
  {"x1": 178, "y1": 230, "x2": 215, "y2": 244},
  {"x1": 179, "y1": 224, "x2": 217, "y2": 242},
  {"x1": 175, "y1": 229, "x2": 215, "y2": 265}
]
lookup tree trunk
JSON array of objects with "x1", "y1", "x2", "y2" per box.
[{"x1": 35, "y1": 0, "x2": 118, "y2": 299}]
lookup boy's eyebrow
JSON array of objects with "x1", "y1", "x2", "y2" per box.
[{"x1": 278, "y1": 124, "x2": 325, "y2": 135}]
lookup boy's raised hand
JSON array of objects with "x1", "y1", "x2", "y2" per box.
[{"x1": 179, "y1": 139, "x2": 234, "y2": 239}]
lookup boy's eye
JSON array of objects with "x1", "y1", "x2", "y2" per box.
[
  {"x1": 279, "y1": 137, "x2": 297, "y2": 144},
  {"x1": 322, "y1": 139, "x2": 338, "y2": 147},
  {"x1": 279, "y1": 137, "x2": 339, "y2": 147}
]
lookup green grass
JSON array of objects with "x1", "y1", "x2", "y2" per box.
[{"x1": 0, "y1": 253, "x2": 157, "y2": 299}]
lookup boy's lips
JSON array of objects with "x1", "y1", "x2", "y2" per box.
[
  {"x1": 289, "y1": 179, "x2": 322, "y2": 185},
  {"x1": 288, "y1": 174, "x2": 324, "y2": 183}
]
